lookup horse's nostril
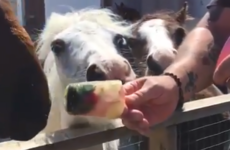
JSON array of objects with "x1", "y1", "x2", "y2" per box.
[
  {"x1": 146, "y1": 56, "x2": 163, "y2": 75},
  {"x1": 86, "y1": 64, "x2": 107, "y2": 81}
]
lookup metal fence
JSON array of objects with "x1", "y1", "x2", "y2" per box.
[
  {"x1": 177, "y1": 114, "x2": 230, "y2": 150},
  {"x1": 1, "y1": 94, "x2": 230, "y2": 150},
  {"x1": 120, "y1": 135, "x2": 148, "y2": 150}
]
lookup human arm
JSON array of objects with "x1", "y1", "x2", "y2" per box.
[
  {"x1": 165, "y1": 0, "x2": 230, "y2": 100},
  {"x1": 121, "y1": 0, "x2": 230, "y2": 134}
]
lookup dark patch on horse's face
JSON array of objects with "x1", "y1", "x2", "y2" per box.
[
  {"x1": 126, "y1": 35, "x2": 148, "y2": 59},
  {"x1": 172, "y1": 27, "x2": 187, "y2": 48},
  {"x1": 168, "y1": 26, "x2": 187, "y2": 49},
  {"x1": 112, "y1": 33, "x2": 147, "y2": 64},
  {"x1": 107, "y1": 33, "x2": 147, "y2": 77},
  {"x1": 0, "y1": 0, "x2": 51, "y2": 140},
  {"x1": 117, "y1": 34, "x2": 148, "y2": 77}
]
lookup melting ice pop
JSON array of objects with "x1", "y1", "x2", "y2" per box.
[{"x1": 64, "y1": 80, "x2": 126, "y2": 119}]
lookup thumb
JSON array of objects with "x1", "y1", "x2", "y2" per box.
[
  {"x1": 123, "y1": 77, "x2": 149, "y2": 106},
  {"x1": 214, "y1": 54, "x2": 230, "y2": 85},
  {"x1": 125, "y1": 89, "x2": 147, "y2": 106},
  {"x1": 123, "y1": 77, "x2": 146, "y2": 95}
]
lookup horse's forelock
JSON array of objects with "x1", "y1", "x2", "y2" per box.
[{"x1": 37, "y1": 8, "x2": 133, "y2": 65}]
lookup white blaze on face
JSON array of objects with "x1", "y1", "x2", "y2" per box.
[{"x1": 138, "y1": 19, "x2": 177, "y2": 69}]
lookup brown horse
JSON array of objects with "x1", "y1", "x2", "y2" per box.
[
  {"x1": 115, "y1": 2, "x2": 141, "y2": 22},
  {"x1": 0, "y1": 0, "x2": 51, "y2": 141}
]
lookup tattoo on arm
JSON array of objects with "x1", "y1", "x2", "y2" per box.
[
  {"x1": 207, "y1": 42, "x2": 221, "y2": 64},
  {"x1": 184, "y1": 71, "x2": 198, "y2": 99},
  {"x1": 201, "y1": 42, "x2": 221, "y2": 65}
]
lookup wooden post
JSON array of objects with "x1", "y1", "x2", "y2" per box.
[{"x1": 101, "y1": 0, "x2": 113, "y2": 8}]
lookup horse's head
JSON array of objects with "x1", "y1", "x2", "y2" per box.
[
  {"x1": 0, "y1": 0, "x2": 50, "y2": 140},
  {"x1": 38, "y1": 9, "x2": 138, "y2": 86},
  {"x1": 115, "y1": 2, "x2": 141, "y2": 22},
  {"x1": 131, "y1": 2, "x2": 192, "y2": 75}
]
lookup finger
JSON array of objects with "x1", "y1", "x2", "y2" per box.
[
  {"x1": 121, "y1": 109, "x2": 144, "y2": 122},
  {"x1": 122, "y1": 119, "x2": 137, "y2": 131},
  {"x1": 122, "y1": 118, "x2": 150, "y2": 134},
  {"x1": 121, "y1": 109, "x2": 145, "y2": 131},
  {"x1": 125, "y1": 87, "x2": 150, "y2": 106},
  {"x1": 138, "y1": 118, "x2": 151, "y2": 135},
  {"x1": 125, "y1": 77, "x2": 164, "y2": 106},
  {"x1": 122, "y1": 109, "x2": 151, "y2": 128},
  {"x1": 122, "y1": 77, "x2": 146, "y2": 95},
  {"x1": 139, "y1": 118, "x2": 150, "y2": 129},
  {"x1": 214, "y1": 55, "x2": 230, "y2": 85}
]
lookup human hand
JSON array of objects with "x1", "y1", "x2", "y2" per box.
[
  {"x1": 214, "y1": 54, "x2": 230, "y2": 88},
  {"x1": 121, "y1": 75, "x2": 179, "y2": 135}
]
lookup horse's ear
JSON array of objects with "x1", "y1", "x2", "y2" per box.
[
  {"x1": 120, "y1": 2, "x2": 125, "y2": 8},
  {"x1": 115, "y1": 3, "x2": 120, "y2": 9},
  {"x1": 174, "y1": 1, "x2": 193, "y2": 24}
]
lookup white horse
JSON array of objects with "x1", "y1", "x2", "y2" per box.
[{"x1": 36, "y1": 8, "x2": 139, "y2": 150}]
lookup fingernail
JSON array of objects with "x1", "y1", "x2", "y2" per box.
[
  {"x1": 129, "y1": 110, "x2": 143, "y2": 121},
  {"x1": 139, "y1": 119, "x2": 149, "y2": 128}
]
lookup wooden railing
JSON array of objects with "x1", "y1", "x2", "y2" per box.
[{"x1": 1, "y1": 94, "x2": 230, "y2": 150}]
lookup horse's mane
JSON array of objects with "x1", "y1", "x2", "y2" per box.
[{"x1": 36, "y1": 8, "x2": 133, "y2": 65}]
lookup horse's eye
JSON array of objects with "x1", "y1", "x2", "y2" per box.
[
  {"x1": 51, "y1": 39, "x2": 66, "y2": 55},
  {"x1": 117, "y1": 37, "x2": 127, "y2": 46},
  {"x1": 114, "y1": 35, "x2": 130, "y2": 50}
]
